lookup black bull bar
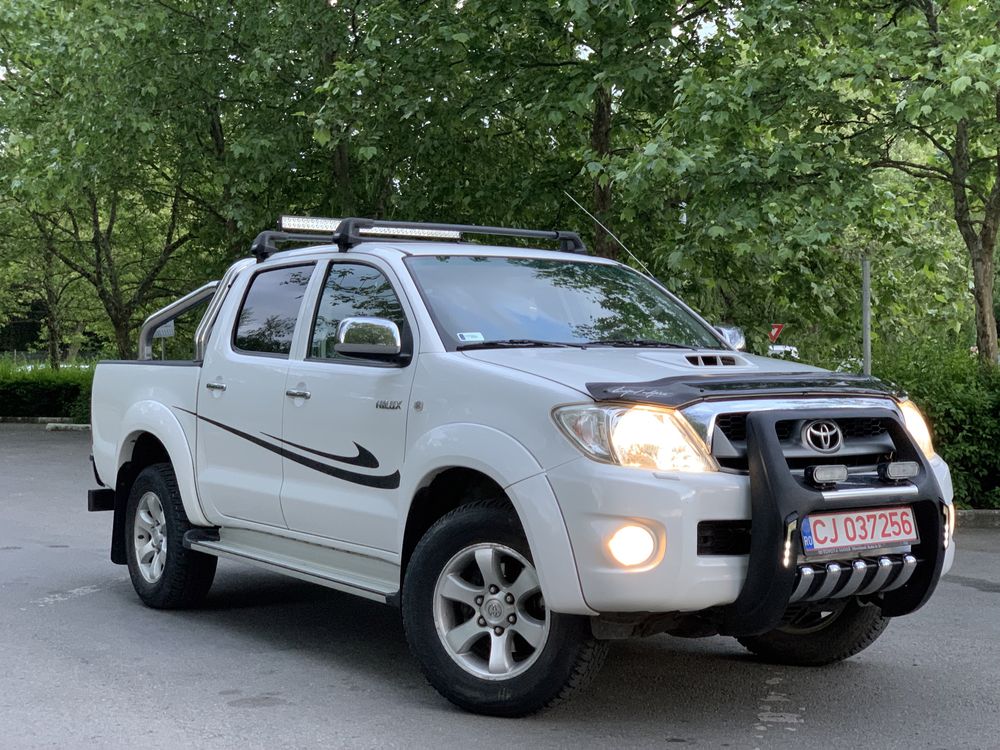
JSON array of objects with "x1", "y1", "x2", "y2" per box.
[{"x1": 719, "y1": 407, "x2": 946, "y2": 637}]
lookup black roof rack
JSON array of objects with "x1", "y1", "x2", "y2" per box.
[
  {"x1": 249, "y1": 216, "x2": 587, "y2": 262},
  {"x1": 249, "y1": 230, "x2": 336, "y2": 262}
]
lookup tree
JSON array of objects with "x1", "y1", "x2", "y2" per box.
[
  {"x1": 309, "y1": 1, "x2": 726, "y2": 259},
  {"x1": 646, "y1": 0, "x2": 1000, "y2": 362},
  {"x1": 0, "y1": 0, "x2": 339, "y2": 356}
]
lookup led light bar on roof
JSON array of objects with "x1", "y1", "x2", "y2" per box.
[
  {"x1": 280, "y1": 215, "x2": 341, "y2": 233},
  {"x1": 357, "y1": 225, "x2": 462, "y2": 240}
]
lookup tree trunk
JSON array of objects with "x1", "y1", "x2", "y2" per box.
[
  {"x1": 45, "y1": 312, "x2": 61, "y2": 370},
  {"x1": 970, "y1": 243, "x2": 998, "y2": 363},
  {"x1": 113, "y1": 318, "x2": 134, "y2": 360},
  {"x1": 948, "y1": 117, "x2": 999, "y2": 365},
  {"x1": 590, "y1": 85, "x2": 616, "y2": 260},
  {"x1": 41, "y1": 248, "x2": 62, "y2": 369},
  {"x1": 332, "y1": 141, "x2": 353, "y2": 215},
  {"x1": 65, "y1": 322, "x2": 85, "y2": 363}
]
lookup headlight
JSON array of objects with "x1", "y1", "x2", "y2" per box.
[
  {"x1": 554, "y1": 404, "x2": 717, "y2": 473},
  {"x1": 899, "y1": 399, "x2": 935, "y2": 459}
]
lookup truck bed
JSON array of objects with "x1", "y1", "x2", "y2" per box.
[{"x1": 91, "y1": 361, "x2": 201, "y2": 488}]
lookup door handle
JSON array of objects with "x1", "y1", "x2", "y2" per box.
[
  {"x1": 205, "y1": 382, "x2": 227, "y2": 391},
  {"x1": 285, "y1": 389, "x2": 311, "y2": 400}
]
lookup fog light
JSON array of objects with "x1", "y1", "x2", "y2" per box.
[
  {"x1": 608, "y1": 525, "x2": 656, "y2": 567},
  {"x1": 879, "y1": 461, "x2": 919, "y2": 481},
  {"x1": 805, "y1": 464, "x2": 848, "y2": 486}
]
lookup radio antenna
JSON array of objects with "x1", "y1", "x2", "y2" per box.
[{"x1": 562, "y1": 191, "x2": 655, "y2": 278}]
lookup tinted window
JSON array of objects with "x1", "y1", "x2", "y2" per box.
[
  {"x1": 406, "y1": 256, "x2": 721, "y2": 349},
  {"x1": 310, "y1": 263, "x2": 408, "y2": 360},
  {"x1": 234, "y1": 265, "x2": 313, "y2": 355}
]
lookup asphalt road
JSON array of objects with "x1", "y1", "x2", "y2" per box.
[{"x1": 1, "y1": 423, "x2": 998, "y2": 749}]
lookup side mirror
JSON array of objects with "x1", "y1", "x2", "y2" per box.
[
  {"x1": 715, "y1": 325, "x2": 746, "y2": 351},
  {"x1": 334, "y1": 317, "x2": 402, "y2": 357}
]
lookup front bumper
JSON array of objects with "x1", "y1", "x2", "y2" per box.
[{"x1": 546, "y1": 407, "x2": 953, "y2": 634}]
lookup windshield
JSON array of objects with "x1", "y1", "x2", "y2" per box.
[{"x1": 405, "y1": 256, "x2": 723, "y2": 350}]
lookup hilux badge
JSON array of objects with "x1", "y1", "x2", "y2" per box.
[
  {"x1": 802, "y1": 420, "x2": 843, "y2": 453},
  {"x1": 376, "y1": 400, "x2": 402, "y2": 410}
]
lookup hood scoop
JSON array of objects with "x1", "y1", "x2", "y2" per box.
[{"x1": 685, "y1": 353, "x2": 746, "y2": 367}]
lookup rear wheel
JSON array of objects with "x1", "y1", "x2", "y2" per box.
[
  {"x1": 402, "y1": 500, "x2": 607, "y2": 716},
  {"x1": 125, "y1": 463, "x2": 217, "y2": 609},
  {"x1": 736, "y1": 600, "x2": 890, "y2": 666}
]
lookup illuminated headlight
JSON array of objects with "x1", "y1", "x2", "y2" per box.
[
  {"x1": 553, "y1": 404, "x2": 717, "y2": 473},
  {"x1": 280, "y1": 215, "x2": 342, "y2": 233},
  {"x1": 898, "y1": 399, "x2": 935, "y2": 459}
]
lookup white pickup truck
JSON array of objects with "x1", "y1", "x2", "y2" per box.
[{"x1": 89, "y1": 216, "x2": 955, "y2": 716}]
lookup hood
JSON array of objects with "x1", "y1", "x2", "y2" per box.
[
  {"x1": 462, "y1": 348, "x2": 820, "y2": 393},
  {"x1": 461, "y1": 348, "x2": 898, "y2": 407}
]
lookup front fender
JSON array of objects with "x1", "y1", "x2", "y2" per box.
[
  {"x1": 116, "y1": 401, "x2": 210, "y2": 527},
  {"x1": 402, "y1": 423, "x2": 592, "y2": 615}
]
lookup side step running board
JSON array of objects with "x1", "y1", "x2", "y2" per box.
[{"x1": 183, "y1": 528, "x2": 398, "y2": 605}]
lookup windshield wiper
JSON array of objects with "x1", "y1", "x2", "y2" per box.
[
  {"x1": 456, "y1": 339, "x2": 584, "y2": 351},
  {"x1": 585, "y1": 339, "x2": 695, "y2": 349}
]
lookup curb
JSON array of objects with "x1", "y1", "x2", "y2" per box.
[
  {"x1": 0, "y1": 416, "x2": 73, "y2": 424},
  {"x1": 957, "y1": 509, "x2": 1000, "y2": 529},
  {"x1": 44, "y1": 423, "x2": 90, "y2": 432}
]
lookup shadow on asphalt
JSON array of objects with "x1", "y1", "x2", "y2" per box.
[{"x1": 105, "y1": 563, "x2": 949, "y2": 732}]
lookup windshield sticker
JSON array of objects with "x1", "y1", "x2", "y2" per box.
[{"x1": 456, "y1": 332, "x2": 485, "y2": 342}]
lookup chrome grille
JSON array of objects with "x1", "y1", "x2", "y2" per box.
[{"x1": 711, "y1": 414, "x2": 895, "y2": 472}]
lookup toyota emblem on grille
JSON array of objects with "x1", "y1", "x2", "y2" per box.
[{"x1": 803, "y1": 420, "x2": 843, "y2": 453}]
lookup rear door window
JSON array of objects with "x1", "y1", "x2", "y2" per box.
[{"x1": 233, "y1": 265, "x2": 314, "y2": 356}]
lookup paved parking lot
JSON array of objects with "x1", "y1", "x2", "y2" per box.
[{"x1": 1, "y1": 423, "x2": 998, "y2": 749}]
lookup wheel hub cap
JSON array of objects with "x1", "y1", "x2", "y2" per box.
[
  {"x1": 133, "y1": 491, "x2": 167, "y2": 584},
  {"x1": 482, "y1": 598, "x2": 505, "y2": 623},
  {"x1": 432, "y1": 542, "x2": 550, "y2": 680}
]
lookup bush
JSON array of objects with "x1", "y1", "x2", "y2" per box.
[
  {"x1": 873, "y1": 343, "x2": 1000, "y2": 509},
  {"x1": 0, "y1": 363, "x2": 95, "y2": 423}
]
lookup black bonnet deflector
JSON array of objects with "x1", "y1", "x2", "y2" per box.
[{"x1": 586, "y1": 372, "x2": 901, "y2": 409}]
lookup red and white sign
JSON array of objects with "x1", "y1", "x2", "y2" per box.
[
  {"x1": 768, "y1": 323, "x2": 784, "y2": 344},
  {"x1": 802, "y1": 506, "x2": 918, "y2": 555}
]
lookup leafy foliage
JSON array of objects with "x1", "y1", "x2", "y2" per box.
[
  {"x1": 0, "y1": 1, "x2": 997, "y2": 499},
  {"x1": 874, "y1": 342, "x2": 1000, "y2": 509}
]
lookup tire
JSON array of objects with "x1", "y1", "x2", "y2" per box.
[
  {"x1": 736, "y1": 600, "x2": 890, "y2": 666},
  {"x1": 402, "y1": 499, "x2": 608, "y2": 716},
  {"x1": 124, "y1": 463, "x2": 217, "y2": 609}
]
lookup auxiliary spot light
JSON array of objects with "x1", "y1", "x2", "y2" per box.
[
  {"x1": 280, "y1": 215, "x2": 342, "y2": 233},
  {"x1": 878, "y1": 461, "x2": 919, "y2": 482},
  {"x1": 805, "y1": 464, "x2": 848, "y2": 487}
]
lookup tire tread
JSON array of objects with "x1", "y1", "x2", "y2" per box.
[
  {"x1": 403, "y1": 497, "x2": 606, "y2": 716},
  {"x1": 737, "y1": 602, "x2": 889, "y2": 666},
  {"x1": 126, "y1": 462, "x2": 216, "y2": 609}
]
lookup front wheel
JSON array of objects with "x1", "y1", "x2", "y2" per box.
[
  {"x1": 736, "y1": 600, "x2": 890, "y2": 666},
  {"x1": 402, "y1": 500, "x2": 607, "y2": 716}
]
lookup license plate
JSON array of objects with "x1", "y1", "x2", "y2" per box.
[{"x1": 801, "y1": 506, "x2": 918, "y2": 555}]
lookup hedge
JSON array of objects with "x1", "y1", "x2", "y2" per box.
[
  {"x1": 874, "y1": 343, "x2": 1000, "y2": 510},
  {"x1": 0, "y1": 365, "x2": 94, "y2": 424}
]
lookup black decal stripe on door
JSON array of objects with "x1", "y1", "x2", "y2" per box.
[
  {"x1": 177, "y1": 407, "x2": 400, "y2": 490},
  {"x1": 260, "y1": 432, "x2": 379, "y2": 468}
]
